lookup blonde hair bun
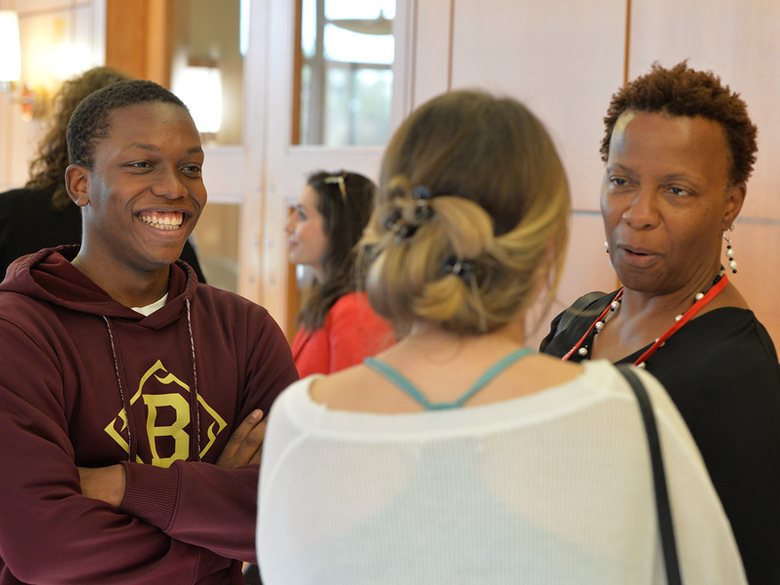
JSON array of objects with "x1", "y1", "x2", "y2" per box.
[{"x1": 360, "y1": 90, "x2": 570, "y2": 335}]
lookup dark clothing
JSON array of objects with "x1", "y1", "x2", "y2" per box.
[
  {"x1": 0, "y1": 185, "x2": 206, "y2": 282},
  {"x1": 0, "y1": 246, "x2": 298, "y2": 584},
  {"x1": 541, "y1": 291, "x2": 780, "y2": 585}
]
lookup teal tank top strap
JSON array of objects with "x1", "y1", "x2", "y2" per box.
[
  {"x1": 452, "y1": 347, "x2": 535, "y2": 408},
  {"x1": 364, "y1": 347, "x2": 535, "y2": 411},
  {"x1": 364, "y1": 357, "x2": 433, "y2": 409}
]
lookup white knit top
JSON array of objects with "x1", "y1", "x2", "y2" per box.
[{"x1": 257, "y1": 360, "x2": 746, "y2": 584}]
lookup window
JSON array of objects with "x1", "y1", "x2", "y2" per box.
[{"x1": 296, "y1": 0, "x2": 396, "y2": 146}]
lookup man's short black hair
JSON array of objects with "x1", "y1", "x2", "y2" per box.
[{"x1": 66, "y1": 79, "x2": 188, "y2": 170}]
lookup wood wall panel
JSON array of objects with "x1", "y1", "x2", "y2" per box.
[
  {"x1": 105, "y1": 0, "x2": 149, "y2": 80},
  {"x1": 410, "y1": 0, "x2": 454, "y2": 107},
  {"x1": 629, "y1": 0, "x2": 780, "y2": 219},
  {"x1": 728, "y1": 221, "x2": 780, "y2": 346},
  {"x1": 448, "y1": 0, "x2": 627, "y2": 212},
  {"x1": 105, "y1": 0, "x2": 171, "y2": 86}
]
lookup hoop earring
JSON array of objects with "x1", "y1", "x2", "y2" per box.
[{"x1": 723, "y1": 225, "x2": 737, "y2": 274}]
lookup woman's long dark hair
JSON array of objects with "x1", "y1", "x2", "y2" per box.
[{"x1": 298, "y1": 170, "x2": 377, "y2": 331}]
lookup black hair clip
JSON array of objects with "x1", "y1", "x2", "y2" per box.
[
  {"x1": 411, "y1": 185, "x2": 432, "y2": 200},
  {"x1": 383, "y1": 209, "x2": 402, "y2": 232},
  {"x1": 383, "y1": 208, "x2": 418, "y2": 241},
  {"x1": 411, "y1": 185, "x2": 434, "y2": 222},
  {"x1": 395, "y1": 223, "x2": 418, "y2": 240},
  {"x1": 442, "y1": 256, "x2": 475, "y2": 282}
]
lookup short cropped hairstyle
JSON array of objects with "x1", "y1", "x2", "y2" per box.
[
  {"x1": 601, "y1": 61, "x2": 758, "y2": 186},
  {"x1": 361, "y1": 90, "x2": 570, "y2": 336},
  {"x1": 298, "y1": 170, "x2": 378, "y2": 331},
  {"x1": 67, "y1": 79, "x2": 188, "y2": 170}
]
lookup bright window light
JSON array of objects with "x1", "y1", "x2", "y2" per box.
[
  {"x1": 175, "y1": 66, "x2": 223, "y2": 134},
  {"x1": 0, "y1": 11, "x2": 22, "y2": 82},
  {"x1": 240, "y1": 0, "x2": 250, "y2": 57}
]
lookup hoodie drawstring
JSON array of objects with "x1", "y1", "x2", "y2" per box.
[
  {"x1": 103, "y1": 316, "x2": 137, "y2": 462},
  {"x1": 103, "y1": 301, "x2": 202, "y2": 463},
  {"x1": 185, "y1": 298, "x2": 202, "y2": 461}
]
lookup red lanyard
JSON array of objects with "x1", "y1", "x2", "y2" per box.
[
  {"x1": 562, "y1": 273, "x2": 729, "y2": 366},
  {"x1": 561, "y1": 290, "x2": 624, "y2": 361}
]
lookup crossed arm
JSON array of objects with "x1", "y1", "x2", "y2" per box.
[
  {"x1": 78, "y1": 409, "x2": 267, "y2": 507},
  {"x1": 0, "y1": 299, "x2": 298, "y2": 583}
]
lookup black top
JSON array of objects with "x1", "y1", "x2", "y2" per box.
[
  {"x1": 541, "y1": 291, "x2": 780, "y2": 585},
  {"x1": 0, "y1": 186, "x2": 206, "y2": 283}
]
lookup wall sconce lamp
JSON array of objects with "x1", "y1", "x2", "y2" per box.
[
  {"x1": 0, "y1": 9, "x2": 47, "y2": 120},
  {"x1": 173, "y1": 59, "x2": 223, "y2": 142}
]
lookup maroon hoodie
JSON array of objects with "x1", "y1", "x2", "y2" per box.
[{"x1": 0, "y1": 245, "x2": 298, "y2": 584}]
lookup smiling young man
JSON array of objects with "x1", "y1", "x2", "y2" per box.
[{"x1": 0, "y1": 80, "x2": 298, "y2": 584}]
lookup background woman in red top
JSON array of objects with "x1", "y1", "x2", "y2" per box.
[{"x1": 286, "y1": 170, "x2": 395, "y2": 377}]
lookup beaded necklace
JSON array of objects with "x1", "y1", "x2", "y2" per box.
[{"x1": 562, "y1": 268, "x2": 729, "y2": 367}]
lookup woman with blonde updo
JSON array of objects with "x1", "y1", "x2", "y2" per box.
[{"x1": 256, "y1": 90, "x2": 746, "y2": 584}]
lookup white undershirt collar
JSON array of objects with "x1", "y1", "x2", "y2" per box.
[{"x1": 132, "y1": 293, "x2": 169, "y2": 316}]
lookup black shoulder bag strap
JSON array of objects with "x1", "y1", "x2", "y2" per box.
[{"x1": 617, "y1": 364, "x2": 683, "y2": 585}]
